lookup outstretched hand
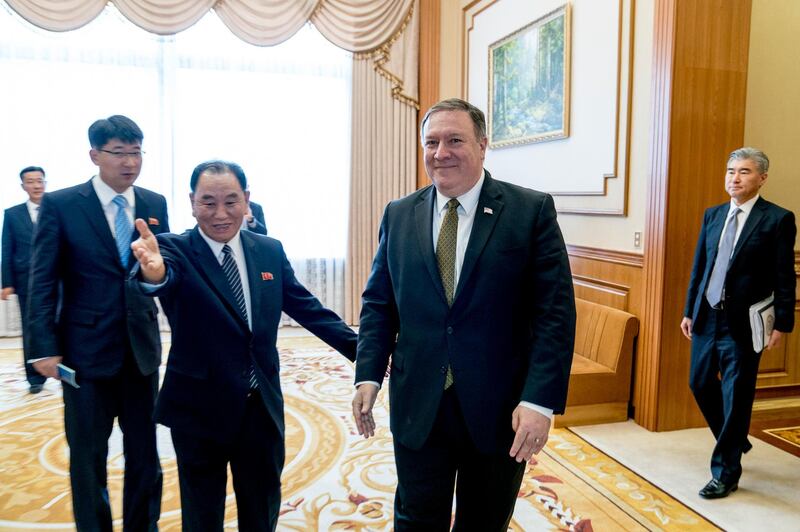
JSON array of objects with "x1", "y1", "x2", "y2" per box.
[{"x1": 131, "y1": 219, "x2": 165, "y2": 283}]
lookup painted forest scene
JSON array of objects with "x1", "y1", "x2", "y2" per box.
[{"x1": 489, "y1": 7, "x2": 569, "y2": 147}]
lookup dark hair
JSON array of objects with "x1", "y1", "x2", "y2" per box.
[
  {"x1": 88, "y1": 115, "x2": 143, "y2": 149},
  {"x1": 189, "y1": 160, "x2": 247, "y2": 193},
  {"x1": 19, "y1": 166, "x2": 45, "y2": 180},
  {"x1": 420, "y1": 98, "x2": 487, "y2": 142}
]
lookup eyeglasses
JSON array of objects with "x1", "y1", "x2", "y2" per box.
[{"x1": 98, "y1": 149, "x2": 145, "y2": 159}]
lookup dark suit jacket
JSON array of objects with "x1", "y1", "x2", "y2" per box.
[
  {"x1": 684, "y1": 196, "x2": 796, "y2": 347},
  {"x1": 247, "y1": 201, "x2": 268, "y2": 236},
  {"x1": 146, "y1": 228, "x2": 356, "y2": 444},
  {"x1": 2, "y1": 202, "x2": 35, "y2": 293},
  {"x1": 356, "y1": 172, "x2": 576, "y2": 454},
  {"x1": 27, "y1": 180, "x2": 170, "y2": 378}
]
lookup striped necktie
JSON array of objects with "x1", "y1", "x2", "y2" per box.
[
  {"x1": 436, "y1": 198, "x2": 459, "y2": 389},
  {"x1": 221, "y1": 245, "x2": 257, "y2": 389},
  {"x1": 112, "y1": 195, "x2": 133, "y2": 266}
]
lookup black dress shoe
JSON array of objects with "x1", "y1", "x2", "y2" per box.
[
  {"x1": 699, "y1": 478, "x2": 738, "y2": 499},
  {"x1": 743, "y1": 439, "x2": 753, "y2": 454},
  {"x1": 29, "y1": 384, "x2": 44, "y2": 394}
]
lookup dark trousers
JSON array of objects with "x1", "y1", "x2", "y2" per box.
[
  {"x1": 689, "y1": 304, "x2": 761, "y2": 484},
  {"x1": 393, "y1": 389, "x2": 526, "y2": 531},
  {"x1": 170, "y1": 391, "x2": 284, "y2": 532},
  {"x1": 16, "y1": 286, "x2": 45, "y2": 386},
  {"x1": 62, "y1": 353, "x2": 162, "y2": 531}
]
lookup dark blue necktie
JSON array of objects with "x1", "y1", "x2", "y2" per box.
[
  {"x1": 221, "y1": 245, "x2": 257, "y2": 389},
  {"x1": 706, "y1": 207, "x2": 741, "y2": 308}
]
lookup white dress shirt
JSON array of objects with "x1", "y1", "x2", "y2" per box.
[
  {"x1": 26, "y1": 200, "x2": 40, "y2": 224},
  {"x1": 719, "y1": 194, "x2": 759, "y2": 251},
  {"x1": 92, "y1": 175, "x2": 135, "y2": 237}
]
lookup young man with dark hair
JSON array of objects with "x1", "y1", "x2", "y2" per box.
[{"x1": 27, "y1": 115, "x2": 169, "y2": 529}]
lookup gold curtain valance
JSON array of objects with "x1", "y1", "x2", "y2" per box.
[{"x1": 4, "y1": 0, "x2": 414, "y2": 53}]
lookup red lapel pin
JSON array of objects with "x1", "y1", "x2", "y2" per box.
[
  {"x1": 261, "y1": 272, "x2": 274, "y2": 281},
  {"x1": 148, "y1": 217, "x2": 159, "y2": 226}
]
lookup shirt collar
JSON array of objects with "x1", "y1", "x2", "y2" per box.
[
  {"x1": 730, "y1": 194, "x2": 759, "y2": 216},
  {"x1": 92, "y1": 175, "x2": 135, "y2": 208},
  {"x1": 26, "y1": 200, "x2": 39, "y2": 212},
  {"x1": 435, "y1": 171, "x2": 485, "y2": 215},
  {"x1": 197, "y1": 226, "x2": 244, "y2": 262}
]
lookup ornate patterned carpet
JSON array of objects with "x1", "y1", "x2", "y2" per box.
[{"x1": 0, "y1": 338, "x2": 718, "y2": 531}]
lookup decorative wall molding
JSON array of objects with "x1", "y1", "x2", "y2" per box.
[
  {"x1": 567, "y1": 244, "x2": 644, "y2": 267},
  {"x1": 462, "y1": 0, "x2": 635, "y2": 215}
]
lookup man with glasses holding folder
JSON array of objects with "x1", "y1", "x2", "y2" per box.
[{"x1": 681, "y1": 147, "x2": 796, "y2": 499}]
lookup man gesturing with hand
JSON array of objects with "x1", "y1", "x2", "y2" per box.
[
  {"x1": 132, "y1": 160, "x2": 356, "y2": 531},
  {"x1": 353, "y1": 99, "x2": 576, "y2": 530}
]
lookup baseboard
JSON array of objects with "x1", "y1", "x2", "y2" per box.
[{"x1": 555, "y1": 402, "x2": 629, "y2": 427}]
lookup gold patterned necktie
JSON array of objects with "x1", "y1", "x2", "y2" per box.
[{"x1": 436, "y1": 198, "x2": 459, "y2": 389}]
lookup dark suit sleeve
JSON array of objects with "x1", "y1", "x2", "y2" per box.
[
  {"x1": 279, "y1": 246, "x2": 356, "y2": 360},
  {"x1": 26, "y1": 195, "x2": 63, "y2": 358},
  {"x1": 245, "y1": 202, "x2": 267, "y2": 236},
  {"x1": 684, "y1": 209, "x2": 711, "y2": 318},
  {"x1": 354, "y1": 206, "x2": 399, "y2": 385},
  {"x1": 520, "y1": 194, "x2": 576, "y2": 413},
  {"x1": 773, "y1": 210, "x2": 796, "y2": 332},
  {"x1": 1, "y1": 210, "x2": 14, "y2": 288}
]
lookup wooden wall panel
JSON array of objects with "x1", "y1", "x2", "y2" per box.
[
  {"x1": 417, "y1": 0, "x2": 439, "y2": 190},
  {"x1": 639, "y1": 0, "x2": 753, "y2": 431}
]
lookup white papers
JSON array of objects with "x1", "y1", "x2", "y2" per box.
[{"x1": 749, "y1": 294, "x2": 775, "y2": 352}]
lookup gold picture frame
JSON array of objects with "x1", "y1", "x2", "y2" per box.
[{"x1": 487, "y1": 4, "x2": 572, "y2": 149}]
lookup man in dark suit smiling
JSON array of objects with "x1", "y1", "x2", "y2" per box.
[
  {"x1": 132, "y1": 160, "x2": 356, "y2": 531},
  {"x1": 27, "y1": 115, "x2": 168, "y2": 530},
  {"x1": 681, "y1": 147, "x2": 796, "y2": 499},
  {"x1": 352, "y1": 99, "x2": 576, "y2": 530}
]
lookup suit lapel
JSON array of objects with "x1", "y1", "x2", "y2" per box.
[
  {"x1": 454, "y1": 174, "x2": 503, "y2": 302},
  {"x1": 241, "y1": 231, "x2": 262, "y2": 327},
  {"x1": 189, "y1": 229, "x2": 249, "y2": 331},
  {"x1": 76, "y1": 180, "x2": 123, "y2": 270},
  {"x1": 414, "y1": 187, "x2": 449, "y2": 306},
  {"x1": 17, "y1": 204, "x2": 34, "y2": 236},
  {"x1": 730, "y1": 197, "x2": 766, "y2": 266}
]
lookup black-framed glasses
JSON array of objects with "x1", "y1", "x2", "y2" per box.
[{"x1": 98, "y1": 149, "x2": 145, "y2": 159}]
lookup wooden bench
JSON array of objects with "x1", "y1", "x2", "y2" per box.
[{"x1": 555, "y1": 298, "x2": 639, "y2": 427}]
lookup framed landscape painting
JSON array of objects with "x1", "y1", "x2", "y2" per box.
[{"x1": 488, "y1": 5, "x2": 571, "y2": 148}]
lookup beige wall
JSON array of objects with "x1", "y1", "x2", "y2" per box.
[
  {"x1": 438, "y1": 0, "x2": 652, "y2": 253},
  {"x1": 744, "y1": 0, "x2": 800, "y2": 247}
]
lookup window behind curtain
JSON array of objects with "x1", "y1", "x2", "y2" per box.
[{"x1": 0, "y1": 5, "x2": 352, "y2": 327}]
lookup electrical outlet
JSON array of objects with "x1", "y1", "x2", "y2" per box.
[{"x1": 634, "y1": 231, "x2": 642, "y2": 248}]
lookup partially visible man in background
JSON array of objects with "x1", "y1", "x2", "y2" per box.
[
  {"x1": 2, "y1": 166, "x2": 47, "y2": 393},
  {"x1": 243, "y1": 199, "x2": 267, "y2": 235},
  {"x1": 27, "y1": 115, "x2": 169, "y2": 530}
]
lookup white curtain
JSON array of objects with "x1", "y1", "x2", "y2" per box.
[{"x1": 0, "y1": 5, "x2": 352, "y2": 335}]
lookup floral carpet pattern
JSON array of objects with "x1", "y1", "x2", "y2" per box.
[{"x1": 0, "y1": 339, "x2": 717, "y2": 531}]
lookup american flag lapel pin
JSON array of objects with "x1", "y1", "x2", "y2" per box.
[
  {"x1": 148, "y1": 217, "x2": 159, "y2": 226},
  {"x1": 483, "y1": 207, "x2": 493, "y2": 215},
  {"x1": 261, "y1": 272, "x2": 274, "y2": 281}
]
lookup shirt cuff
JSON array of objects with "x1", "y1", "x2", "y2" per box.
[
  {"x1": 28, "y1": 357, "x2": 54, "y2": 364},
  {"x1": 139, "y1": 272, "x2": 170, "y2": 292},
  {"x1": 355, "y1": 380, "x2": 381, "y2": 389},
  {"x1": 518, "y1": 401, "x2": 553, "y2": 419}
]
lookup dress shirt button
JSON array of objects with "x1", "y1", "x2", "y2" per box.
[{"x1": 446, "y1": 326, "x2": 453, "y2": 334}]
